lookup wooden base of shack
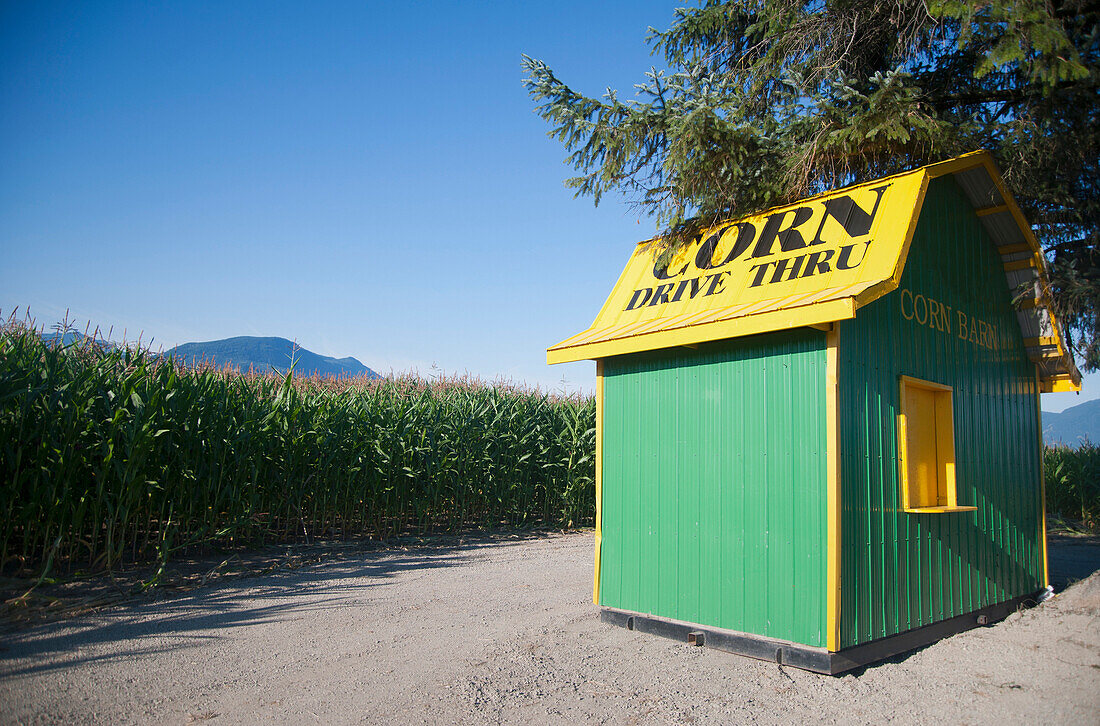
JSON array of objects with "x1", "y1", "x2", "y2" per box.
[{"x1": 601, "y1": 589, "x2": 1044, "y2": 675}]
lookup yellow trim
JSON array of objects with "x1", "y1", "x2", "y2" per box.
[
  {"x1": 891, "y1": 172, "x2": 932, "y2": 287},
  {"x1": 826, "y1": 324, "x2": 841, "y2": 652},
  {"x1": 855, "y1": 173, "x2": 932, "y2": 309},
  {"x1": 924, "y1": 152, "x2": 1078, "y2": 389},
  {"x1": 548, "y1": 150, "x2": 1079, "y2": 389},
  {"x1": 593, "y1": 360, "x2": 604, "y2": 604},
  {"x1": 920, "y1": 149, "x2": 997, "y2": 178},
  {"x1": 923, "y1": 153, "x2": 1047, "y2": 262},
  {"x1": 1036, "y1": 367, "x2": 1050, "y2": 587},
  {"x1": 1043, "y1": 376, "x2": 1081, "y2": 393},
  {"x1": 900, "y1": 375, "x2": 953, "y2": 392},
  {"x1": 898, "y1": 376, "x2": 967, "y2": 513},
  {"x1": 971, "y1": 158, "x2": 1046, "y2": 259},
  {"x1": 1003, "y1": 257, "x2": 1037, "y2": 272},
  {"x1": 549, "y1": 170, "x2": 926, "y2": 363},
  {"x1": 1024, "y1": 336, "x2": 1059, "y2": 347},
  {"x1": 547, "y1": 298, "x2": 857, "y2": 364}
]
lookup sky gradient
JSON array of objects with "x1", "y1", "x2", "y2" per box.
[{"x1": 2, "y1": 1, "x2": 1094, "y2": 411}]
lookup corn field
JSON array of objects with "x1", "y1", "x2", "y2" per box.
[
  {"x1": 1044, "y1": 442, "x2": 1100, "y2": 531},
  {"x1": 0, "y1": 321, "x2": 595, "y2": 580}
]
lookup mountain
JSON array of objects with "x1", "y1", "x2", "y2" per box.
[
  {"x1": 1042, "y1": 399, "x2": 1100, "y2": 446},
  {"x1": 166, "y1": 336, "x2": 379, "y2": 379},
  {"x1": 40, "y1": 330, "x2": 115, "y2": 350}
]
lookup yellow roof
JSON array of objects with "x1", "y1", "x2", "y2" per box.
[{"x1": 547, "y1": 151, "x2": 1080, "y2": 392}]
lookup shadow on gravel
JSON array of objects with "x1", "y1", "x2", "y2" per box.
[
  {"x1": 0, "y1": 532, "x2": 561, "y2": 679},
  {"x1": 1047, "y1": 531, "x2": 1100, "y2": 592},
  {"x1": 822, "y1": 528, "x2": 1100, "y2": 677},
  {"x1": 2, "y1": 527, "x2": 1093, "y2": 682}
]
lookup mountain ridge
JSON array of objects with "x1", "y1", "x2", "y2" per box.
[
  {"x1": 1042, "y1": 398, "x2": 1100, "y2": 446},
  {"x1": 166, "y1": 336, "x2": 379, "y2": 379}
]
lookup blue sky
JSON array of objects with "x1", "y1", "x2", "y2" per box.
[{"x1": 1, "y1": 1, "x2": 1094, "y2": 411}]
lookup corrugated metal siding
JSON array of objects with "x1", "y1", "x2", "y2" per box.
[
  {"x1": 838, "y1": 177, "x2": 1044, "y2": 648},
  {"x1": 600, "y1": 330, "x2": 828, "y2": 647}
]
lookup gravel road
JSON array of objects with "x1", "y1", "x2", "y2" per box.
[{"x1": 2, "y1": 531, "x2": 1098, "y2": 725}]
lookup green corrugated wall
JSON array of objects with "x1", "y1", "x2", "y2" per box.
[
  {"x1": 599, "y1": 330, "x2": 828, "y2": 647},
  {"x1": 837, "y1": 176, "x2": 1044, "y2": 648}
]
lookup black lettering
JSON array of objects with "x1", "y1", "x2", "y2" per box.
[
  {"x1": 694, "y1": 225, "x2": 734, "y2": 270},
  {"x1": 704, "y1": 271, "x2": 729, "y2": 296},
  {"x1": 810, "y1": 185, "x2": 890, "y2": 245},
  {"x1": 671, "y1": 277, "x2": 705, "y2": 302},
  {"x1": 749, "y1": 262, "x2": 772, "y2": 287},
  {"x1": 750, "y1": 207, "x2": 815, "y2": 258},
  {"x1": 784, "y1": 254, "x2": 806, "y2": 280},
  {"x1": 647, "y1": 283, "x2": 675, "y2": 306},
  {"x1": 835, "y1": 242, "x2": 870, "y2": 270},
  {"x1": 769, "y1": 257, "x2": 801, "y2": 284},
  {"x1": 625, "y1": 288, "x2": 653, "y2": 310},
  {"x1": 653, "y1": 258, "x2": 688, "y2": 280},
  {"x1": 800, "y1": 249, "x2": 835, "y2": 277},
  {"x1": 769, "y1": 258, "x2": 790, "y2": 283},
  {"x1": 717, "y1": 223, "x2": 758, "y2": 265}
]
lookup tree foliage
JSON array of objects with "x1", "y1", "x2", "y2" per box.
[{"x1": 523, "y1": 1, "x2": 1100, "y2": 368}]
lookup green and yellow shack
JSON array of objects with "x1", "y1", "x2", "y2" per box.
[{"x1": 548, "y1": 151, "x2": 1080, "y2": 674}]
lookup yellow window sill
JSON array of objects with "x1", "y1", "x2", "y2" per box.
[{"x1": 903, "y1": 506, "x2": 978, "y2": 514}]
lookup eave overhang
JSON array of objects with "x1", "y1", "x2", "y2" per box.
[{"x1": 547, "y1": 151, "x2": 1080, "y2": 392}]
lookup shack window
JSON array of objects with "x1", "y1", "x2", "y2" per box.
[{"x1": 897, "y1": 376, "x2": 976, "y2": 514}]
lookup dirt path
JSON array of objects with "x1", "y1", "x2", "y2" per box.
[{"x1": 2, "y1": 532, "x2": 1098, "y2": 725}]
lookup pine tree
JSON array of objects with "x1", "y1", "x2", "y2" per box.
[{"x1": 523, "y1": 1, "x2": 1100, "y2": 368}]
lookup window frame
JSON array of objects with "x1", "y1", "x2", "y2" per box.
[{"x1": 897, "y1": 375, "x2": 977, "y2": 514}]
